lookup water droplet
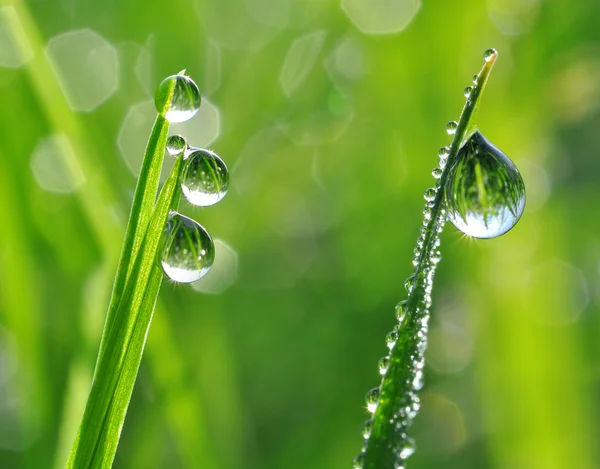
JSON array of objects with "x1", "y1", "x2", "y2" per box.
[
  {"x1": 430, "y1": 250, "x2": 442, "y2": 264},
  {"x1": 412, "y1": 370, "x2": 424, "y2": 390},
  {"x1": 395, "y1": 300, "x2": 407, "y2": 321},
  {"x1": 464, "y1": 86, "x2": 473, "y2": 98},
  {"x1": 166, "y1": 134, "x2": 187, "y2": 156},
  {"x1": 438, "y1": 146, "x2": 450, "y2": 158},
  {"x1": 353, "y1": 453, "x2": 365, "y2": 469},
  {"x1": 181, "y1": 148, "x2": 229, "y2": 206},
  {"x1": 472, "y1": 74, "x2": 479, "y2": 84},
  {"x1": 365, "y1": 387, "x2": 380, "y2": 413},
  {"x1": 399, "y1": 438, "x2": 416, "y2": 459},
  {"x1": 161, "y1": 212, "x2": 215, "y2": 283},
  {"x1": 446, "y1": 121, "x2": 458, "y2": 135},
  {"x1": 155, "y1": 74, "x2": 201, "y2": 123},
  {"x1": 378, "y1": 356, "x2": 390, "y2": 375},
  {"x1": 361, "y1": 419, "x2": 373, "y2": 439},
  {"x1": 424, "y1": 187, "x2": 436, "y2": 202},
  {"x1": 432, "y1": 167, "x2": 443, "y2": 179},
  {"x1": 404, "y1": 275, "x2": 415, "y2": 293},
  {"x1": 483, "y1": 48, "x2": 497, "y2": 62},
  {"x1": 444, "y1": 130, "x2": 525, "y2": 238},
  {"x1": 386, "y1": 331, "x2": 398, "y2": 349}
]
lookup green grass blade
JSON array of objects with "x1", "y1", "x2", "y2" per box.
[
  {"x1": 361, "y1": 51, "x2": 498, "y2": 469},
  {"x1": 67, "y1": 154, "x2": 185, "y2": 468}
]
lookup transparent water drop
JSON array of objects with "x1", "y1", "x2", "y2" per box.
[
  {"x1": 361, "y1": 419, "x2": 373, "y2": 439},
  {"x1": 399, "y1": 438, "x2": 416, "y2": 459},
  {"x1": 386, "y1": 331, "x2": 398, "y2": 350},
  {"x1": 444, "y1": 130, "x2": 525, "y2": 238},
  {"x1": 412, "y1": 370, "x2": 424, "y2": 390},
  {"x1": 464, "y1": 86, "x2": 473, "y2": 98},
  {"x1": 424, "y1": 187, "x2": 436, "y2": 202},
  {"x1": 472, "y1": 74, "x2": 479, "y2": 84},
  {"x1": 438, "y1": 146, "x2": 450, "y2": 158},
  {"x1": 353, "y1": 453, "x2": 365, "y2": 469},
  {"x1": 161, "y1": 212, "x2": 215, "y2": 283},
  {"x1": 166, "y1": 134, "x2": 186, "y2": 156},
  {"x1": 432, "y1": 167, "x2": 443, "y2": 179},
  {"x1": 430, "y1": 250, "x2": 442, "y2": 264},
  {"x1": 365, "y1": 387, "x2": 380, "y2": 413},
  {"x1": 404, "y1": 275, "x2": 415, "y2": 293},
  {"x1": 155, "y1": 74, "x2": 201, "y2": 123},
  {"x1": 378, "y1": 356, "x2": 390, "y2": 375},
  {"x1": 483, "y1": 48, "x2": 497, "y2": 62},
  {"x1": 181, "y1": 148, "x2": 229, "y2": 206},
  {"x1": 446, "y1": 121, "x2": 458, "y2": 135},
  {"x1": 395, "y1": 300, "x2": 407, "y2": 321}
]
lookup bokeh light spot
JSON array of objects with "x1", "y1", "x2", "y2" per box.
[
  {"x1": 487, "y1": 0, "x2": 541, "y2": 36},
  {"x1": 46, "y1": 29, "x2": 118, "y2": 112},
  {"x1": 192, "y1": 239, "x2": 239, "y2": 295},
  {"x1": 169, "y1": 97, "x2": 221, "y2": 149},
  {"x1": 280, "y1": 30, "x2": 327, "y2": 97},
  {"x1": 341, "y1": 0, "x2": 421, "y2": 35},
  {"x1": 0, "y1": 6, "x2": 33, "y2": 68},
  {"x1": 30, "y1": 134, "x2": 85, "y2": 194}
]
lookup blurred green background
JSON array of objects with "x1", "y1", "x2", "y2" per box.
[{"x1": 0, "y1": 0, "x2": 599, "y2": 468}]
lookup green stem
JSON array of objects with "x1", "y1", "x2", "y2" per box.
[{"x1": 361, "y1": 51, "x2": 498, "y2": 469}]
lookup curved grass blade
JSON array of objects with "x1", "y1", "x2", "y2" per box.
[
  {"x1": 67, "y1": 154, "x2": 185, "y2": 468},
  {"x1": 359, "y1": 51, "x2": 498, "y2": 469}
]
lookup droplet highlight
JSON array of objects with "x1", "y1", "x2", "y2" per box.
[
  {"x1": 155, "y1": 74, "x2": 201, "y2": 123},
  {"x1": 181, "y1": 148, "x2": 229, "y2": 206},
  {"x1": 161, "y1": 212, "x2": 215, "y2": 283},
  {"x1": 444, "y1": 130, "x2": 525, "y2": 238}
]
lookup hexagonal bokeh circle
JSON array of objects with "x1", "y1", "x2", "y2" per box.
[
  {"x1": 341, "y1": 0, "x2": 421, "y2": 34},
  {"x1": 46, "y1": 29, "x2": 118, "y2": 112},
  {"x1": 30, "y1": 134, "x2": 85, "y2": 194}
]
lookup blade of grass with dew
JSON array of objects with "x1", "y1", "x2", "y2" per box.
[
  {"x1": 358, "y1": 51, "x2": 498, "y2": 469},
  {"x1": 67, "y1": 153, "x2": 185, "y2": 468}
]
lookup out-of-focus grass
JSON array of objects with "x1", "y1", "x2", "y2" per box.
[{"x1": 0, "y1": 0, "x2": 599, "y2": 468}]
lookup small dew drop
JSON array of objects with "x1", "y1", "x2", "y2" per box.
[
  {"x1": 446, "y1": 121, "x2": 458, "y2": 135},
  {"x1": 445, "y1": 130, "x2": 525, "y2": 238},
  {"x1": 438, "y1": 146, "x2": 450, "y2": 158},
  {"x1": 464, "y1": 86, "x2": 473, "y2": 98},
  {"x1": 432, "y1": 167, "x2": 443, "y2": 179},
  {"x1": 394, "y1": 300, "x2": 408, "y2": 321},
  {"x1": 166, "y1": 134, "x2": 187, "y2": 156},
  {"x1": 362, "y1": 419, "x2": 373, "y2": 439},
  {"x1": 181, "y1": 148, "x2": 229, "y2": 206},
  {"x1": 386, "y1": 331, "x2": 398, "y2": 350},
  {"x1": 424, "y1": 188, "x2": 436, "y2": 202},
  {"x1": 399, "y1": 438, "x2": 416, "y2": 460},
  {"x1": 412, "y1": 371, "x2": 424, "y2": 390},
  {"x1": 353, "y1": 453, "x2": 365, "y2": 469},
  {"x1": 155, "y1": 74, "x2": 201, "y2": 123},
  {"x1": 431, "y1": 250, "x2": 442, "y2": 264},
  {"x1": 472, "y1": 74, "x2": 479, "y2": 84},
  {"x1": 404, "y1": 275, "x2": 415, "y2": 293},
  {"x1": 378, "y1": 356, "x2": 390, "y2": 375},
  {"x1": 365, "y1": 387, "x2": 381, "y2": 413},
  {"x1": 161, "y1": 212, "x2": 215, "y2": 283},
  {"x1": 483, "y1": 48, "x2": 497, "y2": 62}
]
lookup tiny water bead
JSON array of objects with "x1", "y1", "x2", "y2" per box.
[
  {"x1": 446, "y1": 121, "x2": 458, "y2": 135},
  {"x1": 438, "y1": 146, "x2": 450, "y2": 158},
  {"x1": 444, "y1": 130, "x2": 525, "y2": 238},
  {"x1": 161, "y1": 212, "x2": 215, "y2": 283},
  {"x1": 395, "y1": 300, "x2": 407, "y2": 321},
  {"x1": 483, "y1": 48, "x2": 497, "y2": 62},
  {"x1": 361, "y1": 420, "x2": 373, "y2": 439},
  {"x1": 155, "y1": 74, "x2": 201, "y2": 123},
  {"x1": 424, "y1": 187, "x2": 436, "y2": 202},
  {"x1": 463, "y1": 86, "x2": 473, "y2": 98},
  {"x1": 472, "y1": 74, "x2": 479, "y2": 84},
  {"x1": 181, "y1": 148, "x2": 229, "y2": 206},
  {"x1": 166, "y1": 134, "x2": 187, "y2": 156},
  {"x1": 365, "y1": 387, "x2": 381, "y2": 413},
  {"x1": 399, "y1": 438, "x2": 416, "y2": 460},
  {"x1": 378, "y1": 356, "x2": 390, "y2": 375},
  {"x1": 353, "y1": 453, "x2": 365, "y2": 469},
  {"x1": 432, "y1": 167, "x2": 443, "y2": 179},
  {"x1": 386, "y1": 330, "x2": 398, "y2": 349},
  {"x1": 404, "y1": 275, "x2": 415, "y2": 293}
]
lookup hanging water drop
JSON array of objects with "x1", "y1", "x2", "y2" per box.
[
  {"x1": 365, "y1": 387, "x2": 380, "y2": 413},
  {"x1": 161, "y1": 212, "x2": 215, "y2": 283},
  {"x1": 483, "y1": 48, "x2": 497, "y2": 62},
  {"x1": 386, "y1": 330, "x2": 398, "y2": 349},
  {"x1": 395, "y1": 300, "x2": 407, "y2": 321},
  {"x1": 166, "y1": 134, "x2": 187, "y2": 156},
  {"x1": 361, "y1": 419, "x2": 373, "y2": 439},
  {"x1": 464, "y1": 86, "x2": 473, "y2": 98},
  {"x1": 378, "y1": 356, "x2": 390, "y2": 375},
  {"x1": 472, "y1": 74, "x2": 479, "y2": 84},
  {"x1": 353, "y1": 453, "x2": 365, "y2": 469},
  {"x1": 424, "y1": 187, "x2": 436, "y2": 202},
  {"x1": 155, "y1": 74, "x2": 201, "y2": 123},
  {"x1": 444, "y1": 130, "x2": 525, "y2": 238},
  {"x1": 432, "y1": 167, "x2": 443, "y2": 179},
  {"x1": 446, "y1": 121, "x2": 458, "y2": 135},
  {"x1": 181, "y1": 148, "x2": 229, "y2": 206}
]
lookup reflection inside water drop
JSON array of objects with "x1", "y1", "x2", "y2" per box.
[
  {"x1": 444, "y1": 130, "x2": 525, "y2": 238},
  {"x1": 155, "y1": 74, "x2": 201, "y2": 123},
  {"x1": 181, "y1": 148, "x2": 229, "y2": 206}
]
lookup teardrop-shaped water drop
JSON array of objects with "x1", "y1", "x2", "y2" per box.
[
  {"x1": 166, "y1": 134, "x2": 187, "y2": 156},
  {"x1": 353, "y1": 453, "x2": 365, "y2": 469},
  {"x1": 361, "y1": 419, "x2": 373, "y2": 439},
  {"x1": 444, "y1": 131, "x2": 525, "y2": 238},
  {"x1": 464, "y1": 86, "x2": 473, "y2": 98},
  {"x1": 155, "y1": 74, "x2": 201, "y2": 123},
  {"x1": 161, "y1": 212, "x2": 215, "y2": 283},
  {"x1": 424, "y1": 187, "x2": 436, "y2": 202},
  {"x1": 404, "y1": 275, "x2": 415, "y2": 293},
  {"x1": 472, "y1": 74, "x2": 479, "y2": 84},
  {"x1": 432, "y1": 167, "x2": 443, "y2": 179},
  {"x1": 365, "y1": 387, "x2": 380, "y2": 413},
  {"x1": 386, "y1": 330, "x2": 398, "y2": 350},
  {"x1": 438, "y1": 146, "x2": 450, "y2": 158},
  {"x1": 378, "y1": 356, "x2": 390, "y2": 375},
  {"x1": 483, "y1": 48, "x2": 497, "y2": 62},
  {"x1": 181, "y1": 148, "x2": 229, "y2": 206},
  {"x1": 395, "y1": 300, "x2": 407, "y2": 321},
  {"x1": 446, "y1": 121, "x2": 458, "y2": 135}
]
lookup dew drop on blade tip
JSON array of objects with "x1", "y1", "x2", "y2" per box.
[
  {"x1": 444, "y1": 130, "x2": 525, "y2": 238},
  {"x1": 161, "y1": 212, "x2": 215, "y2": 283},
  {"x1": 155, "y1": 74, "x2": 201, "y2": 123},
  {"x1": 483, "y1": 48, "x2": 497, "y2": 62},
  {"x1": 181, "y1": 148, "x2": 229, "y2": 206}
]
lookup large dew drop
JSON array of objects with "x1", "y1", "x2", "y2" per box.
[
  {"x1": 161, "y1": 212, "x2": 215, "y2": 283},
  {"x1": 181, "y1": 148, "x2": 229, "y2": 206},
  {"x1": 444, "y1": 130, "x2": 525, "y2": 238},
  {"x1": 155, "y1": 74, "x2": 201, "y2": 123}
]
